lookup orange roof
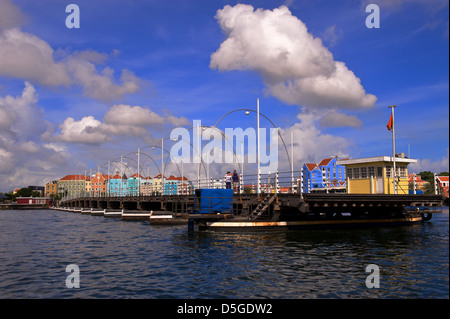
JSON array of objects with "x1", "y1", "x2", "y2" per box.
[
  {"x1": 305, "y1": 163, "x2": 318, "y2": 171},
  {"x1": 437, "y1": 176, "x2": 449, "y2": 182},
  {"x1": 318, "y1": 158, "x2": 333, "y2": 166},
  {"x1": 60, "y1": 174, "x2": 90, "y2": 181},
  {"x1": 408, "y1": 174, "x2": 428, "y2": 184}
]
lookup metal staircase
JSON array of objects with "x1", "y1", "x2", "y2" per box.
[{"x1": 248, "y1": 193, "x2": 277, "y2": 220}]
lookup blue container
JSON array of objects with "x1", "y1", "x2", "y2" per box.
[{"x1": 194, "y1": 189, "x2": 234, "y2": 214}]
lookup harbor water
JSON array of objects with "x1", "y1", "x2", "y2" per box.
[{"x1": 0, "y1": 208, "x2": 448, "y2": 299}]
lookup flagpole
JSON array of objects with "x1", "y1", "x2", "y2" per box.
[{"x1": 388, "y1": 105, "x2": 397, "y2": 194}]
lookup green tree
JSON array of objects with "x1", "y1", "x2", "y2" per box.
[
  {"x1": 15, "y1": 188, "x2": 32, "y2": 197},
  {"x1": 418, "y1": 171, "x2": 434, "y2": 183}
]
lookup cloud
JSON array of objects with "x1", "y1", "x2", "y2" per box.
[
  {"x1": 0, "y1": 28, "x2": 72, "y2": 86},
  {"x1": 319, "y1": 110, "x2": 363, "y2": 128},
  {"x1": 0, "y1": 81, "x2": 43, "y2": 139},
  {"x1": 0, "y1": 82, "x2": 81, "y2": 191},
  {"x1": 104, "y1": 104, "x2": 166, "y2": 126},
  {"x1": 0, "y1": 1, "x2": 142, "y2": 102},
  {"x1": 0, "y1": 0, "x2": 26, "y2": 31},
  {"x1": 210, "y1": 4, "x2": 377, "y2": 109},
  {"x1": 54, "y1": 104, "x2": 190, "y2": 144},
  {"x1": 409, "y1": 148, "x2": 449, "y2": 173},
  {"x1": 65, "y1": 58, "x2": 141, "y2": 102},
  {"x1": 279, "y1": 111, "x2": 352, "y2": 168},
  {"x1": 0, "y1": 147, "x2": 14, "y2": 174},
  {"x1": 321, "y1": 25, "x2": 343, "y2": 47},
  {"x1": 56, "y1": 116, "x2": 110, "y2": 144},
  {"x1": 104, "y1": 104, "x2": 189, "y2": 127}
]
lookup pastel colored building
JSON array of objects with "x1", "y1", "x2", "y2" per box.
[
  {"x1": 140, "y1": 176, "x2": 153, "y2": 195},
  {"x1": 408, "y1": 174, "x2": 429, "y2": 192},
  {"x1": 436, "y1": 176, "x2": 449, "y2": 197},
  {"x1": 128, "y1": 173, "x2": 143, "y2": 196},
  {"x1": 45, "y1": 180, "x2": 58, "y2": 197},
  {"x1": 337, "y1": 156, "x2": 416, "y2": 194},
  {"x1": 91, "y1": 172, "x2": 108, "y2": 196},
  {"x1": 17, "y1": 197, "x2": 52, "y2": 205},
  {"x1": 152, "y1": 174, "x2": 166, "y2": 194},
  {"x1": 58, "y1": 174, "x2": 91, "y2": 197},
  {"x1": 108, "y1": 174, "x2": 128, "y2": 196},
  {"x1": 302, "y1": 157, "x2": 346, "y2": 193}
]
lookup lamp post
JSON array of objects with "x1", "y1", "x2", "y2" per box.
[
  {"x1": 291, "y1": 130, "x2": 294, "y2": 193},
  {"x1": 241, "y1": 141, "x2": 244, "y2": 194},
  {"x1": 257, "y1": 98, "x2": 261, "y2": 197},
  {"x1": 137, "y1": 148, "x2": 140, "y2": 196}
]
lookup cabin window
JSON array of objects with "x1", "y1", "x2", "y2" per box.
[
  {"x1": 385, "y1": 166, "x2": 392, "y2": 178},
  {"x1": 399, "y1": 166, "x2": 407, "y2": 178},
  {"x1": 353, "y1": 167, "x2": 360, "y2": 179},
  {"x1": 361, "y1": 167, "x2": 368, "y2": 179},
  {"x1": 346, "y1": 168, "x2": 352, "y2": 179}
]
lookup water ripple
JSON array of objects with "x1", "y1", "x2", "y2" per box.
[{"x1": 0, "y1": 209, "x2": 448, "y2": 298}]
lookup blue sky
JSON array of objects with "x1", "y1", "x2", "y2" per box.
[{"x1": 0, "y1": 0, "x2": 448, "y2": 191}]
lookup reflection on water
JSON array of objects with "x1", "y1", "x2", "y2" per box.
[{"x1": 0, "y1": 208, "x2": 448, "y2": 298}]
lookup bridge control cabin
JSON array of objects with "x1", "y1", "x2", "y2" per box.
[{"x1": 337, "y1": 156, "x2": 416, "y2": 195}]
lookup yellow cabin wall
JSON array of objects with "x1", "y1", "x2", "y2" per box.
[{"x1": 346, "y1": 161, "x2": 409, "y2": 194}]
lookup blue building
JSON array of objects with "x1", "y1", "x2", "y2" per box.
[
  {"x1": 164, "y1": 175, "x2": 179, "y2": 195},
  {"x1": 108, "y1": 174, "x2": 129, "y2": 196},
  {"x1": 127, "y1": 174, "x2": 143, "y2": 196},
  {"x1": 302, "y1": 157, "x2": 346, "y2": 193}
]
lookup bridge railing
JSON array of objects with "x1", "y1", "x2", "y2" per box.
[{"x1": 59, "y1": 170, "x2": 310, "y2": 202}]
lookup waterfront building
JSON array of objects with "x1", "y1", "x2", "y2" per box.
[
  {"x1": 302, "y1": 163, "x2": 323, "y2": 193},
  {"x1": 337, "y1": 156, "x2": 416, "y2": 194},
  {"x1": 318, "y1": 158, "x2": 347, "y2": 186},
  {"x1": 302, "y1": 157, "x2": 346, "y2": 193},
  {"x1": 436, "y1": 176, "x2": 449, "y2": 197},
  {"x1": 16, "y1": 197, "x2": 52, "y2": 205},
  {"x1": 108, "y1": 174, "x2": 128, "y2": 196},
  {"x1": 58, "y1": 175, "x2": 90, "y2": 198},
  {"x1": 85, "y1": 178, "x2": 91, "y2": 194},
  {"x1": 140, "y1": 176, "x2": 153, "y2": 196},
  {"x1": 128, "y1": 173, "x2": 143, "y2": 196},
  {"x1": 408, "y1": 174, "x2": 429, "y2": 191},
  {"x1": 178, "y1": 176, "x2": 191, "y2": 195},
  {"x1": 152, "y1": 174, "x2": 166, "y2": 195},
  {"x1": 164, "y1": 175, "x2": 178, "y2": 195},
  {"x1": 91, "y1": 172, "x2": 108, "y2": 196},
  {"x1": 45, "y1": 180, "x2": 58, "y2": 197}
]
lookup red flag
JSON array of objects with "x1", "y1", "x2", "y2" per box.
[{"x1": 387, "y1": 113, "x2": 393, "y2": 131}]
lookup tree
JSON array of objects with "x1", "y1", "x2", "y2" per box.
[
  {"x1": 15, "y1": 188, "x2": 32, "y2": 197},
  {"x1": 418, "y1": 171, "x2": 434, "y2": 184}
]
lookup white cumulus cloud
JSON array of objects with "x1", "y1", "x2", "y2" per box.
[
  {"x1": 56, "y1": 116, "x2": 109, "y2": 144},
  {"x1": 210, "y1": 4, "x2": 377, "y2": 109},
  {"x1": 0, "y1": 0, "x2": 142, "y2": 102}
]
